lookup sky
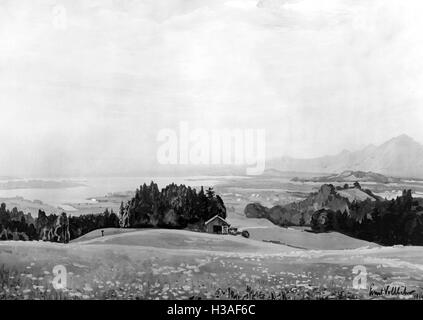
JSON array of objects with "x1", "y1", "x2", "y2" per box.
[{"x1": 1, "y1": 0, "x2": 423, "y2": 177}]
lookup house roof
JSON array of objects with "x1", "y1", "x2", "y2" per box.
[{"x1": 205, "y1": 215, "x2": 230, "y2": 226}]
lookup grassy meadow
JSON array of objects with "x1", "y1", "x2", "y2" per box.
[{"x1": 1, "y1": 229, "x2": 423, "y2": 300}]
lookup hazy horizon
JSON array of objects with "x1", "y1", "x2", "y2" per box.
[{"x1": 2, "y1": 0, "x2": 423, "y2": 177}]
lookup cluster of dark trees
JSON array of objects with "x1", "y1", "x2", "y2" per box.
[
  {"x1": 0, "y1": 203, "x2": 37, "y2": 240},
  {"x1": 119, "y1": 182, "x2": 226, "y2": 230},
  {"x1": 0, "y1": 182, "x2": 226, "y2": 242},
  {"x1": 335, "y1": 181, "x2": 365, "y2": 191},
  {"x1": 311, "y1": 190, "x2": 423, "y2": 245},
  {"x1": 0, "y1": 203, "x2": 120, "y2": 242},
  {"x1": 69, "y1": 208, "x2": 120, "y2": 240}
]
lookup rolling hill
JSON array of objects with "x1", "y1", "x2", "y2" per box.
[
  {"x1": 245, "y1": 184, "x2": 378, "y2": 226},
  {"x1": 72, "y1": 228, "x2": 289, "y2": 254}
]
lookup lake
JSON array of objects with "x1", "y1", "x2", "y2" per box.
[{"x1": 0, "y1": 176, "x2": 234, "y2": 208}]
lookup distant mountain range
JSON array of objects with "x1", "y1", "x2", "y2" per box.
[
  {"x1": 291, "y1": 170, "x2": 401, "y2": 184},
  {"x1": 267, "y1": 135, "x2": 423, "y2": 179}
]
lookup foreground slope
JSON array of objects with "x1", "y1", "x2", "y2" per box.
[{"x1": 2, "y1": 229, "x2": 423, "y2": 300}]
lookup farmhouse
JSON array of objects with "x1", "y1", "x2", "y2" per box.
[{"x1": 205, "y1": 215, "x2": 230, "y2": 234}]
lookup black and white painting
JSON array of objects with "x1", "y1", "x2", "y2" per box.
[{"x1": 1, "y1": 0, "x2": 423, "y2": 301}]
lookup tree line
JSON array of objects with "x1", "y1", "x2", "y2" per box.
[
  {"x1": 311, "y1": 190, "x2": 423, "y2": 245},
  {"x1": 0, "y1": 182, "x2": 226, "y2": 242},
  {"x1": 0, "y1": 204, "x2": 120, "y2": 242},
  {"x1": 119, "y1": 182, "x2": 226, "y2": 230}
]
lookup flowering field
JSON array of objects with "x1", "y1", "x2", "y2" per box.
[{"x1": 1, "y1": 229, "x2": 423, "y2": 300}]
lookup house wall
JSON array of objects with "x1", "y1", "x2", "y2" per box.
[{"x1": 206, "y1": 218, "x2": 229, "y2": 234}]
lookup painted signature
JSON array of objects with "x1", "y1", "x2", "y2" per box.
[{"x1": 368, "y1": 282, "x2": 420, "y2": 297}]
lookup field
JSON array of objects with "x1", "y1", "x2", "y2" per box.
[
  {"x1": 2, "y1": 173, "x2": 423, "y2": 300},
  {"x1": 243, "y1": 227, "x2": 378, "y2": 250},
  {"x1": 2, "y1": 228, "x2": 423, "y2": 300}
]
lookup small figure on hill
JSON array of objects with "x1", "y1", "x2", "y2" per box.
[
  {"x1": 101, "y1": 230, "x2": 104, "y2": 237},
  {"x1": 299, "y1": 214, "x2": 305, "y2": 226}
]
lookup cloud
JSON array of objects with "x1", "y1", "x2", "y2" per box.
[{"x1": 1, "y1": 0, "x2": 423, "y2": 175}]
